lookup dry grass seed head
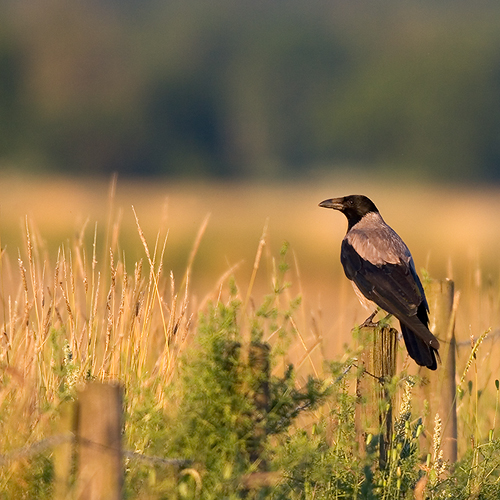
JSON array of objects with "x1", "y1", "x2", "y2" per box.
[{"x1": 460, "y1": 329, "x2": 490, "y2": 386}]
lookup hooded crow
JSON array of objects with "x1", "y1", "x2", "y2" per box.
[{"x1": 319, "y1": 194, "x2": 440, "y2": 370}]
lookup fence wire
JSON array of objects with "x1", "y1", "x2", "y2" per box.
[
  {"x1": 0, "y1": 433, "x2": 190, "y2": 469},
  {"x1": 0, "y1": 433, "x2": 74, "y2": 467}
]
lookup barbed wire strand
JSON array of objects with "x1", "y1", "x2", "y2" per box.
[
  {"x1": 0, "y1": 433, "x2": 74, "y2": 467},
  {"x1": 0, "y1": 433, "x2": 190, "y2": 469},
  {"x1": 123, "y1": 450, "x2": 191, "y2": 467}
]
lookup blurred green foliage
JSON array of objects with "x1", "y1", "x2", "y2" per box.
[{"x1": 1, "y1": 0, "x2": 500, "y2": 179}]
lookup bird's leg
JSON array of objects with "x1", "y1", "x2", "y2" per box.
[
  {"x1": 359, "y1": 309, "x2": 379, "y2": 328},
  {"x1": 378, "y1": 313, "x2": 393, "y2": 327}
]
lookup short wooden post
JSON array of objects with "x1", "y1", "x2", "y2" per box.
[
  {"x1": 53, "y1": 400, "x2": 77, "y2": 500},
  {"x1": 355, "y1": 325, "x2": 398, "y2": 468},
  {"x1": 76, "y1": 382, "x2": 123, "y2": 500},
  {"x1": 423, "y1": 279, "x2": 457, "y2": 464}
]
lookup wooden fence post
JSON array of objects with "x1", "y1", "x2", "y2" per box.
[
  {"x1": 355, "y1": 324, "x2": 398, "y2": 468},
  {"x1": 423, "y1": 279, "x2": 457, "y2": 464},
  {"x1": 53, "y1": 400, "x2": 78, "y2": 500},
  {"x1": 76, "y1": 382, "x2": 123, "y2": 500}
]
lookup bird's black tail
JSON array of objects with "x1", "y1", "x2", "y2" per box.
[{"x1": 400, "y1": 322, "x2": 439, "y2": 370}]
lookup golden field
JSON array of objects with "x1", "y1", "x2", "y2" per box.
[
  {"x1": 0, "y1": 173, "x2": 498, "y2": 480},
  {"x1": 0, "y1": 173, "x2": 498, "y2": 343}
]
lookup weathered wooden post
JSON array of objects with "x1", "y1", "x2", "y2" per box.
[
  {"x1": 53, "y1": 400, "x2": 77, "y2": 500},
  {"x1": 76, "y1": 382, "x2": 123, "y2": 500},
  {"x1": 423, "y1": 279, "x2": 457, "y2": 464},
  {"x1": 355, "y1": 324, "x2": 398, "y2": 468}
]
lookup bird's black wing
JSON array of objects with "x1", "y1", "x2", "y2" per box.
[{"x1": 341, "y1": 238, "x2": 439, "y2": 351}]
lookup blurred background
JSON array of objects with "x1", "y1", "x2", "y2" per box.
[
  {"x1": 0, "y1": 0, "x2": 500, "y2": 351},
  {"x1": 1, "y1": 0, "x2": 500, "y2": 180}
]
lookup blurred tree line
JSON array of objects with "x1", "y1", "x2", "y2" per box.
[{"x1": 1, "y1": 0, "x2": 500, "y2": 180}]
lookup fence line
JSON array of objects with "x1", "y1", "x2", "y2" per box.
[
  {"x1": 1, "y1": 325, "x2": 494, "y2": 469},
  {"x1": 122, "y1": 450, "x2": 191, "y2": 468},
  {"x1": 456, "y1": 328, "x2": 499, "y2": 347},
  {"x1": 0, "y1": 433, "x2": 73, "y2": 467},
  {"x1": 0, "y1": 433, "x2": 189, "y2": 469},
  {"x1": 1, "y1": 319, "x2": 496, "y2": 495}
]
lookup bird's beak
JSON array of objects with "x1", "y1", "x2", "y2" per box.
[{"x1": 318, "y1": 198, "x2": 344, "y2": 210}]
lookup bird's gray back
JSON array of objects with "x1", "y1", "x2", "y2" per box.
[{"x1": 344, "y1": 212, "x2": 411, "y2": 266}]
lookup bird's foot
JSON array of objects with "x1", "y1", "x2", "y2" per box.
[
  {"x1": 358, "y1": 311, "x2": 393, "y2": 329},
  {"x1": 359, "y1": 319, "x2": 378, "y2": 329},
  {"x1": 359, "y1": 311, "x2": 379, "y2": 329}
]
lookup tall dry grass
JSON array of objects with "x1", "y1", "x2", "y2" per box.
[{"x1": 0, "y1": 180, "x2": 198, "y2": 470}]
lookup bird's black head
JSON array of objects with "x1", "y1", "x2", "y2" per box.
[{"x1": 319, "y1": 195, "x2": 379, "y2": 229}]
